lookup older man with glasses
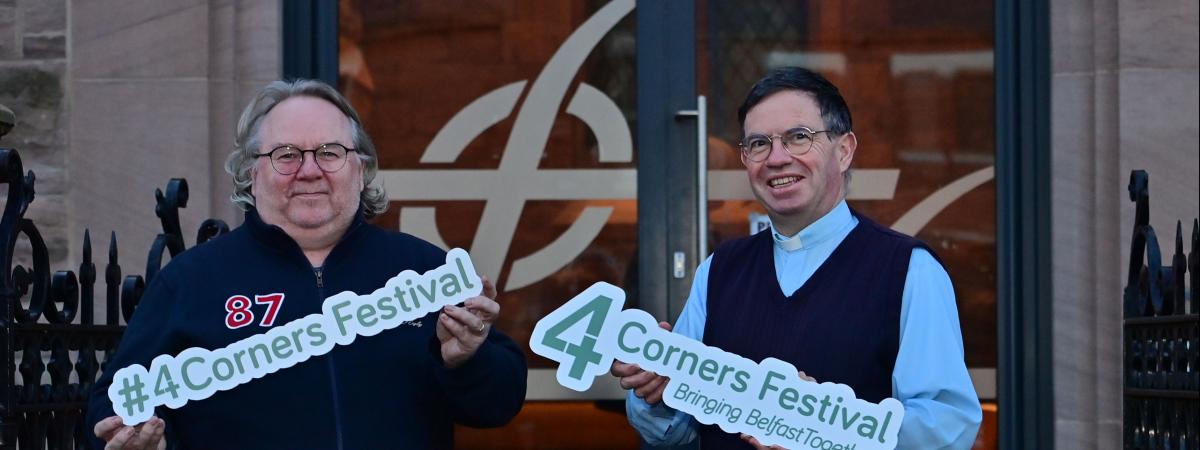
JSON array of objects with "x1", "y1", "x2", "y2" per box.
[
  {"x1": 86, "y1": 80, "x2": 527, "y2": 450},
  {"x1": 613, "y1": 67, "x2": 982, "y2": 449}
]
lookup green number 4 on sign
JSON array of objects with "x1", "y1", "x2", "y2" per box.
[
  {"x1": 540, "y1": 295, "x2": 613, "y2": 380},
  {"x1": 530, "y1": 282, "x2": 627, "y2": 392}
]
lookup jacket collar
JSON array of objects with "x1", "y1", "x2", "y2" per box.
[{"x1": 243, "y1": 206, "x2": 367, "y2": 267}]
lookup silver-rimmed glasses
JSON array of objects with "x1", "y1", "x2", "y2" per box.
[{"x1": 737, "y1": 127, "x2": 832, "y2": 163}]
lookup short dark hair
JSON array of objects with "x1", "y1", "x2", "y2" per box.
[{"x1": 737, "y1": 67, "x2": 852, "y2": 135}]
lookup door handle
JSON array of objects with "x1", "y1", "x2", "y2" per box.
[{"x1": 675, "y1": 95, "x2": 709, "y2": 258}]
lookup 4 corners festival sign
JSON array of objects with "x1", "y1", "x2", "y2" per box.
[{"x1": 531, "y1": 282, "x2": 904, "y2": 450}]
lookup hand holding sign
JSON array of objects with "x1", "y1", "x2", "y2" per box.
[
  {"x1": 93, "y1": 416, "x2": 165, "y2": 450},
  {"x1": 610, "y1": 321, "x2": 673, "y2": 405},
  {"x1": 438, "y1": 276, "x2": 499, "y2": 368},
  {"x1": 531, "y1": 282, "x2": 904, "y2": 450}
]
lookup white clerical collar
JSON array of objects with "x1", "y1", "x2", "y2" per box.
[{"x1": 771, "y1": 200, "x2": 853, "y2": 252}]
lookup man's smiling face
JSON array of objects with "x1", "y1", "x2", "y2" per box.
[
  {"x1": 251, "y1": 96, "x2": 363, "y2": 234},
  {"x1": 742, "y1": 90, "x2": 854, "y2": 233}
]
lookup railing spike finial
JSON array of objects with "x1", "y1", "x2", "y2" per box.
[
  {"x1": 83, "y1": 229, "x2": 92, "y2": 260},
  {"x1": 1191, "y1": 218, "x2": 1198, "y2": 313},
  {"x1": 81, "y1": 229, "x2": 97, "y2": 325},
  {"x1": 109, "y1": 230, "x2": 118, "y2": 263},
  {"x1": 1173, "y1": 221, "x2": 1186, "y2": 315}
]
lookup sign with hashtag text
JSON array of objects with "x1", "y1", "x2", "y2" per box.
[{"x1": 108, "y1": 249, "x2": 482, "y2": 425}]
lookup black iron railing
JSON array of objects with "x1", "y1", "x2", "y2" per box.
[
  {"x1": 1122, "y1": 170, "x2": 1199, "y2": 450},
  {"x1": 0, "y1": 124, "x2": 227, "y2": 447}
]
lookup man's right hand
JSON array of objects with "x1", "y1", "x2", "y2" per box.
[
  {"x1": 94, "y1": 416, "x2": 166, "y2": 450},
  {"x1": 609, "y1": 321, "x2": 673, "y2": 405}
]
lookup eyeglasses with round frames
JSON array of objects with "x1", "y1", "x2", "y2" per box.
[
  {"x1": 255, "y1": 143, "x2": 357, "y2": 175},
  {"x1": 738, "y1": 127, "x2": 833, "y2": 163}
]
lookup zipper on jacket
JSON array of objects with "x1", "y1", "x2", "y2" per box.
[
  {"x1": 326, "y1": 357, "x2": 345, "y2": 450},
  {"x1": 315, "y1": 267, "x2": 343, "y2": 450}
]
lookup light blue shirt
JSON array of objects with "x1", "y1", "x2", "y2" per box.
[{"x1": 625, "y1": 200, "x2": 982, "y2": 449}]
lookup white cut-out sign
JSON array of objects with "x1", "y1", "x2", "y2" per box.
[
  {"x1": 531, "y1": 282, "x2": 904, "y2": 449},
  {"x1": 108, "y1": 248, "x2": 482, "y2": 425}
]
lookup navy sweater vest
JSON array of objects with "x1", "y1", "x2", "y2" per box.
[{"x1": 698, "y1": 212, "x2": 938, "y2": 448}]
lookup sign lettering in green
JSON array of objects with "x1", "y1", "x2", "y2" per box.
[{"x1": 531, "y1": 282, "x2": 904, "y2": 449}]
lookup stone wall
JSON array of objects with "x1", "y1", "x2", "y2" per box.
[
  {"x1": 0, "y1": 0, "x2": 68, "y2": 270},
  {"x1": 66, "y1": 0, "x2": 280, "y2": 282},
  {"x1": 1051, "y1": 0, "x2": 1199, "y2": 447},
  {"x1": 2, "y1": 0, "x2": 279, "y2": 319}
]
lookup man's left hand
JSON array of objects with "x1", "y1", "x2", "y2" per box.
[{"x1": 437, "y1": 276, "x2": 499, "y2": 368}]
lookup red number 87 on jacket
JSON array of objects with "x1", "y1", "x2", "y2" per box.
[{"x1": 225, "y1": 293, "x2": 286, "y2": 329}]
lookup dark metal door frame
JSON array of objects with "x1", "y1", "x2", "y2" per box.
[
  {"x1": 635, "y1": 0, "x2": 700, "y2": 322},
  {"x1": 994, "y1": 0, "x2": 1054, "y2": 447},
  {"x1": 281, "y1": 0, "x2": 337, "y2": 85}
]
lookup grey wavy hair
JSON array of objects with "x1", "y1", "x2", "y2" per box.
[{"x1": 225, "y1": 79, "x2": 387, "y2": 218}]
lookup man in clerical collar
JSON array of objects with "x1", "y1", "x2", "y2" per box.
[{"x1": 613, "y1": 67, "x2": 982, "y2": 449}]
